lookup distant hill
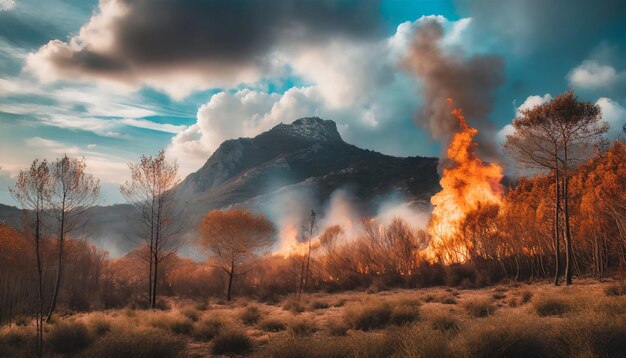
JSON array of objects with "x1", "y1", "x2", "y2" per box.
[{"x1": 0, "y1": 117, "x2": 440, "y2": 256}]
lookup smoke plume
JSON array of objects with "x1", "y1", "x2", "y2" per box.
[{"x1": 404, "y1": 20, "x2": 504, "y2": 164}]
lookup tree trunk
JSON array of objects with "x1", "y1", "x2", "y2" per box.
[
  {"x1": 563, "y1": 173, "x2": 573, "y2": 285},
  {"x1": 227, "y1": 260, "x2": 234, "y2": 302},
  {"x1": 148, "y1": 234, "x2": 154, "y2": 308},
  {"x1": 34, "y1": 210, "x2": 44, "y2": 358},
  {"x1": 151, "y1": 254, "x2": 158, "y2": 309},
  {"x1": 554, "y1": 169, "x2": 561, "y2": 286},
  {"x1": 47, "y1": 208, "x2": 65, "y2": 322}
]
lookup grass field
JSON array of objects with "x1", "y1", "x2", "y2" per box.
[{"x1": 2, "y1": 279, "x2": 626, "y2": 357}]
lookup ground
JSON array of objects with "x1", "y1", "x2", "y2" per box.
[{"x1": 2, "y1": 279, "x2": 626, "y2": 357}]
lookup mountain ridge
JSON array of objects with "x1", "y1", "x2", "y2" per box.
[{"x1": 0, "y1": 117, "x2": 440, "y2": 256}]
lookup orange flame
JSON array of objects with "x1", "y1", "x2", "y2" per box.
[
  {"x1": 275, "y1": 223, "x2": 307, "y2": 257},
  {"x1": 425, "y1": 99, "x2": 504, "y2": 263}
]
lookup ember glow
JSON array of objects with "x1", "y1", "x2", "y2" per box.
[{"x1": 425, "y1": 100, "x2": 504, "y2": 263}]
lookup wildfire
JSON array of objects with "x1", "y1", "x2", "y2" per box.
[
  {"x1": 275, "y1": 223, "x2": 308, "y2": 257},
  {"x1": 425, "y1": 99, "x2": 504, "y2": 263}
]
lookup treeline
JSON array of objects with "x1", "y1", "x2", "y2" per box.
[{"x1": 1, "y1": 141, "x2": 623, "y2": 321}]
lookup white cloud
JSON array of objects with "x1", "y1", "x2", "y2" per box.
[
  {"x1": 17, "y1": 137, "x2": 130, "y2": 185},
  {"x1": 167, "y1": 87, "x2": 329, "y2": 175},
  {"x1": 596, "y1": 97, "x2": 626, "y2": 139},
  {"x1": 497, "y1": 94, "x2": 553, "y2": 143},
  {"x1": 567, "y1": 60, "x2": 621, "y2": 89},
  {"x1": 499, "y1": 94, "x2": 626, "y2": 144},
  {"x1": 25, "y1": 137, "x2": 81, "y2": 154},
  {"x1": 0, "y1": 76, "x2": 188, "y2": 136},
  {"x1": 0, "y1": 0, "x2": 15, "y2": 11},
  {"x1": 515, "y1": 93, "x2": 552, "y2": 116}
]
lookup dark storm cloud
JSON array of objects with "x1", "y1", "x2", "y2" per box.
[
  {"x1": 28, "y1": 0, "x2": 384, "y2": 95},
  {"x1": 404, "y1": 20, "x2": 504, "y2": 162}
]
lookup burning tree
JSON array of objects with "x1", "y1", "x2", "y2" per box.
[
  {"x1": 426, "y1": 100, "x2": 504, "y2": 263},
  {"x1": 505, "y1": 91, "x2": 607, "y2": 285}
]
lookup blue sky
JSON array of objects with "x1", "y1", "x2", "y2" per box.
[{"x1": 1, "y1": 0, "x2": 625, "y2": 205}]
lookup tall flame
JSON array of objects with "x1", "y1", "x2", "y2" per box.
[{"x1": 425, "y1": 99, "x2": 504, "y2": 263}]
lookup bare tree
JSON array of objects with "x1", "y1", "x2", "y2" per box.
[
  {"x1": 198, "y1": 208, "x2": 275, "y2": 301},
  {"x1": 46, "y1": 155, "x2": 100, "y2": 321},
  {"x1": 505, "y1": 91, "x2": 607, "y2": 285},
  {"x1": 298, "y1": 209, "x2": 316, "y2": 299},
  {"x1": 10, "y1": 160, "x2": 52, "y2": 358},
  {"x1": 120, "y1": 150, "x2": 182, "y2": 308}
]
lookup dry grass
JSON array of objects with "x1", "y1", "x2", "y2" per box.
[
  {"x1": 240, "y1": 305, "x2": 262, "y2": 325},
  {"x1": 282, "y1": 296, "x2": 306, "y2": 314},
  {"x1": 463, "y1": 298, "x2": 496, "y2": 317},
  {"x1": 193, "y1": 316, "x2": 224, "y2": 341},
  {"x1": 460, "y1": 315, "x2": 566, "y2": 358},
  {"x1": 430, "y1": 313, "x2": 460, "y2": 334},
  {"x1": 343, "y1": 301, "x2": 392, "y2": 331},
  {"x1": 288, "y1": 316, "x2": 317, "y2": 337},
  {"x1": 259, "y1": 317, "x2": 287, "y2": 332},
  {"x1": 604, "y1": 282, "x2": 626, "y2": 296},
  {"x1": 86, "y1": 327, "x2": 185, "y2": 358},
  {"x1": 532, "y1": 294, "x2": 574, "y2": 316},
  {"x1": 212, "y1": 330, "x2": 253, "y2": 355},
  {"x1": 46, "y1": 320, "x2": 91, "y2": 354},
  {"x1": 1, "y1": 279, "x2": 623, "y2": 357}
]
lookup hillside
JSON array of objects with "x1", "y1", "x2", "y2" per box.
[{"x1": 0, "y1": 117, "x2": 440, "y2": 256}]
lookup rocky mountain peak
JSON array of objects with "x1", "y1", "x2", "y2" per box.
[{"x1": 269, "y1": 117, "x2": 343, "y2": 143}]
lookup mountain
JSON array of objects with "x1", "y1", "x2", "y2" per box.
[{"x1": 0, "y1": 117, "x2": 440, "y2": 256}]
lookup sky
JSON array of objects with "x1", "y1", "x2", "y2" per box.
[{"x1": 1, "y1": 0, "x2": 625, "y2": 205}]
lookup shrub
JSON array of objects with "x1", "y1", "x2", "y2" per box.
[
  {"x1": 261, "y1": 333, "x2": 398, "y2": 358},
  {"x1": 461, "y1": 316, "x2": 565, "y2": 358},
  {"x1": 148, "y1": 312, "x2": 193, "y2": 334},
  {"x1": 561, "y1": 315, "x2": 626, "y2": 357},
  {"x1": 604, "y1": 283, "x2": 626, "y2": 297},
  {"x1": 87, "y1": 328, "x2": 185, "y2": 358},
  {"x1": 169, "y1": 318, "x2": 194, "y2": 334},
  {"x1": 194, "y1": 299, "x2": 209, "y2": 311},
  {"x1": 308, "y1": 300, "x2": 329, "y2": 310},
  {"x1": 520, "y1": 290, "x2": 533, "y2": 304},
  {"x1": 13, "y1": 316, "x2": 30, "y2": 327},
  {"x1": 533, "y1": 295, "x2": 572, "y2": 316},
  {"x1": 326, "y1": 319, "x2": 348, "y2": 336},
  {"x1": 180, "y1": 306, "x2": 201, "y2": 321},
  {"x1": 47, "y1": 321, "x2": 91, "y2": 354},
  {"x1": 344, "y1": 301, "x2": 392, "y2": 331},
  {"x1": 283, "y1": 297, "x2": 306, "y2": 314},
  {"x1": 193, "y1": 317, "x2": 223, "y2": 341},
  {"x1": 390, "y1": 304, "x2": 420, "y2": 325},
  {"x1": 211, "y1": 330, "x2": 253, "y2": 356},
  {"x1": 398, "y1": 326, "x2": 455, "y2": 358},
  {"x1": 87, "y1": 315, "x2": 111, "y2": 337},
  {"x1": 431, "y1": 314, "x2": 460, "y2": 334},
  {"x1": 332, "y1": 299, "x2": 347, "y2": 307},
  {"x1": 240, "y1": 305, "x2": 262, "y2": 325},
  {"x1": 492, "y1": 293, "x2": 506, "y2": 300},
  {"x1": 155, "y1": 298, "x2": 171, "y2": 311},
  {"x1": 260, "y1": 318, "x2": 287, "y2": 332},
  {"x1": 441, "y1": 297, "x2": 457, "y2": 305},
  {"x1": 463, "y1": 298, "x2": 496, "y2": 318},
  {"x1": 0, "y1": 327, "x2": 37, "y2": 358},
  {"x1": 288, "y1": 317, "x2": 316, "y2": 337}
]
